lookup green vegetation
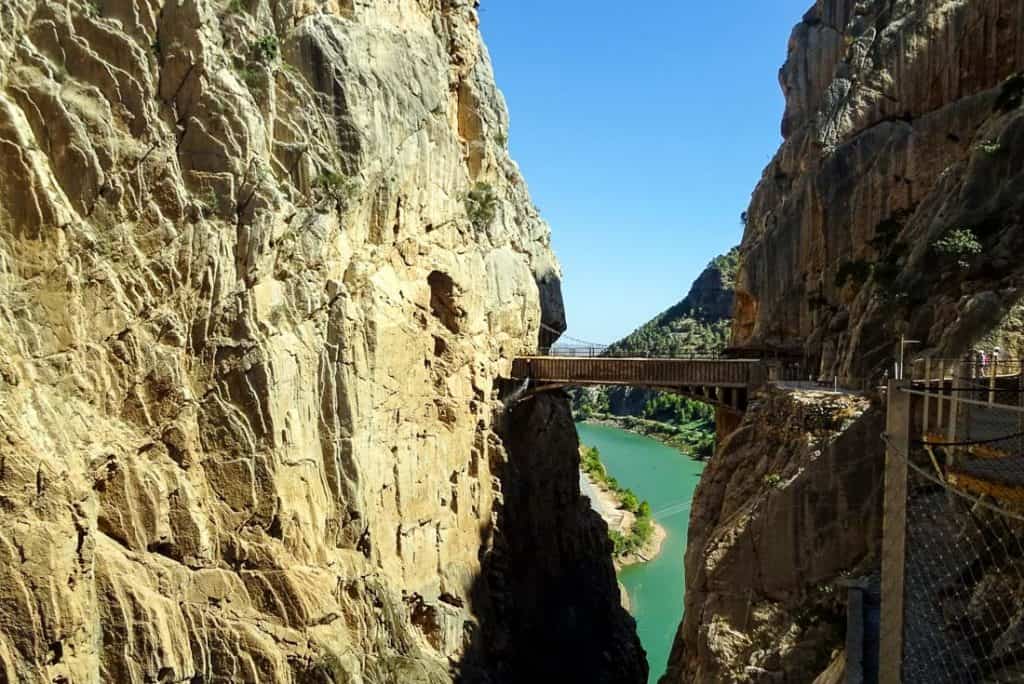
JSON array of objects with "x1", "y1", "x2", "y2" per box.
[
  {"x1": 235, "y1": 64, "x2": 262, "y2": 89},
  {"x1": 572, "y1": 248, "x2": 737, "y2": 458},
  {"x1": 253, "y1": 34, "x2": 279, "y2": 64},
  {"x1": 83, "y1": 1, "x2": 101, "y2": 18},
  {"x1": 932, "y1": 228, "x2": 982, "y2": 270},
  {"x1": 200, "y1": 188, "x2": 229, "y2": 215},
  {"x1": 464, "y1": 182, "x2": 498, "y2": 229},
  {"x1": 227, "y1": 0, "x2": 246, "y2": 13},
  {"x1": 976, "y1": 139, "x2": 1002, "y2": 155},
  {"x1": 494, "y1": 132, "x2": 508, "y2": 147},
  {"x1": 581, "y1": 445, "x2": 655, "y2": 557},
  {"x1": 313, "y1": 170, "x2": 358, "y2": 210}
]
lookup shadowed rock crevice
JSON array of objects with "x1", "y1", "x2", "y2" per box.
[{"x1": 457, "y1": 393, "x2": 648, "y2": 684}]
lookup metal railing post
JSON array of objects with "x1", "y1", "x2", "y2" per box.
[
  {"x1": 936, "y1": 360, "x2": 946, "y2": 433},
  {"x1": 990, "y1": 354, "x2": 999, "y2": 405},
  {"x1": 922, "y1": 358, "x2": 931, "y2": 434},
  {"x1": 947, "y1": 359, "x2": 962, "y2": 442},
  {"x1": 880, "y1": 381, "x2": 910, "y2": 684}
]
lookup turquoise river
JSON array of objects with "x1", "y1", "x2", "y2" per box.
[{"x1": 575, "y1": 422, "x2": 706, "y2": 684}]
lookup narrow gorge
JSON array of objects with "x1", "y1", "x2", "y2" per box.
[{"x1": 2, "y1": 0, "x2": 1024, "y2": 683}]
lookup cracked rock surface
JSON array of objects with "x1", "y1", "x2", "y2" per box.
[{"x1": 0, "y1": 1, "x2": 641, "y2": 682}]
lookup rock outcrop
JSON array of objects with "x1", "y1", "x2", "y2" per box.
[
  {"x1": 662, "y1": 389, "x2": 884, "y2": 682},
  {"x1": 0, "y1": 1, "x2": 641, "y2": 682},
  {"x1": 666, "y1": 0, "x2": 1024, "y2": 681}
]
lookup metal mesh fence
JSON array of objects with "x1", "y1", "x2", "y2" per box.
[
  {"x1": 898, "y1": 371, "x2": 1024, "y2": 682},
  {"x1": 902, "y1": 456, "x2": 1024, "y2": 682}
]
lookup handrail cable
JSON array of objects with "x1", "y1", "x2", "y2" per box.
[{"x1": 882, "y1": 433, "x2": 1024, "y2": 523}]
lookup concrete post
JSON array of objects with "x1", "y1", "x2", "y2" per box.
[{"x1": 880, "y1": 381, "x2": 911, "y2": 684}]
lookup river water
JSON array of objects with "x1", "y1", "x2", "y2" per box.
[{"x1": 576, "y1": 422, "x2": 706, "y2": 684}]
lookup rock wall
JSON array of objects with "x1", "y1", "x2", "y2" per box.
[
  {"x1": 0, "y1": 1, "x2": 640, "y2": 682},
  {"x1": 667, "y1": 0, "x2": 1024, "y2": 681},
  {"x1": 663, "y1": 389, "x2": 884, "y2": 683},
  {"x1": 733, "y1": 0, "x2": 1024, "y2": 377}
]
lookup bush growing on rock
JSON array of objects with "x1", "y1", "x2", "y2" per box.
[
  {"x1": 932, "y1": 228, "x2": 982, "y2": 270},
  {"x1": 313, "y1": 171, "x2": 358, "y2": 211},
  {"x1": 464, "y1": 182, "x2": 498, "y2": 229},
  {"x1": 253, "y1": 34, "x2": 279, "y2": 64}
]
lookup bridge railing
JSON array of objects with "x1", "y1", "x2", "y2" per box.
[
  {"x1": 538, "y1": 345, "x2": 725, "y2": 360},
  {"x1": 512, "y1": 356, "x2": 756, "y2": 387}
]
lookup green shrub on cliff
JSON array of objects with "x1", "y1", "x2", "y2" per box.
[
  {"x1": 253, "y1": 34, "x2": 279, "y2": 64},
  {"x1": 932, "y1": 228, "x2": 982, "y2": 270},
  {"x1": 464, "y1": 182, "x2": 498, "y2": 229},
  {"x1": 313, "y1": 170, "x2": 358, "y2": 210}
]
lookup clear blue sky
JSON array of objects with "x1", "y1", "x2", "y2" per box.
[{"x1": 480, "y1": 1, "x2": 811, "y2": 344}]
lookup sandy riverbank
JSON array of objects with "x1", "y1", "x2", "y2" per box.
[{"x1": 580, "y1": 470, "x2": 666, "y2": 571}]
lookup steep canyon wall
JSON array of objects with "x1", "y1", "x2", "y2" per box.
[
  {"x1": 667, "y1": 0, "x2": 1024, "y2": 681},
  {"x1": 0, "y1": 1, "x2": 642, "y2": 682}
]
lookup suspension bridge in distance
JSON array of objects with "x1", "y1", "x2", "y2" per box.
[{"x1": 510, "y1": 346, "x2": 773, "y2": 413}]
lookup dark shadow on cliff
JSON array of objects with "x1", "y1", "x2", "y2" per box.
[{"x1": 455, "y1": 389, "x2": 648, "y2": 684}]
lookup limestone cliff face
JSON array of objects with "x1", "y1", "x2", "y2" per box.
[
  {"x1": 662, "y1": 389, "x2": 884, "y2": 682},
  {"x1": 666, "y1": 1, "x2": 1024, "y2": 681},
  {"x1": 733, "y1": 0, "x2": 1024, "y2": 376},
  {"x1": 0, "y1": 1, "x2": 640, "y2": 682}
]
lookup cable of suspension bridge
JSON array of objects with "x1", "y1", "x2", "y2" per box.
[{"x1": 539, "y1": 321, "x2": 609, "y2": 349}]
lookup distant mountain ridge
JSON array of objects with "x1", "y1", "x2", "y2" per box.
[
  {"x1": 607, "y1": 248, "x2": 737, "y2": 358},
  {"x1": 573, "y1": 248, "x2": 738, "y2": 457}
]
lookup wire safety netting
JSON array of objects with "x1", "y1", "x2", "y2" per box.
[{"x1": 901, "y1": 440, "x2": 1024, "y2": 679}]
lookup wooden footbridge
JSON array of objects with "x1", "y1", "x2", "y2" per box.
[{"x1": 510, "y1": 350, "x2": 771, "y2": 412}]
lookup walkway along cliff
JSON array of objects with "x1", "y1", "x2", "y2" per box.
[
  {"x1": 0, "y1": 2, "x2": 644, "y2": 682},
  {"x1": 662, "y1": 0, "x2": 1024, "y2": 681}
]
